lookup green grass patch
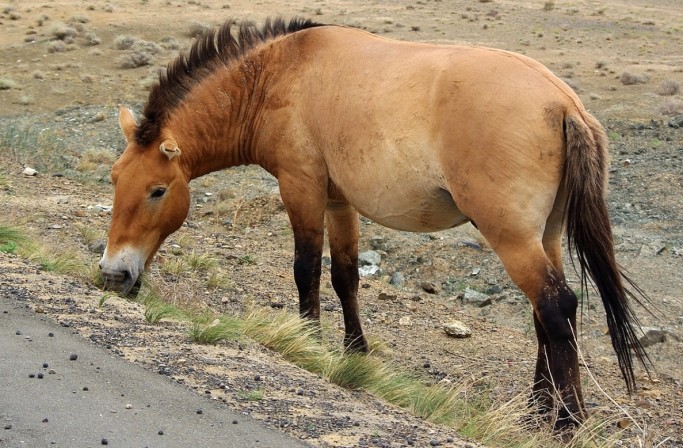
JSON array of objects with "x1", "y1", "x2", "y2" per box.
[
  {"x1": 186, "y1": 251, "x2": 218, "y2": 271},
  {"x1": 237, "y1": 254, "x2": 256, "y2": 265},
  {"x1": 189, "y1": 316, "x2": 241, "y2": 344},
  {"x1": 0, "y1": 225, "x2": 26, "y2": 251}
]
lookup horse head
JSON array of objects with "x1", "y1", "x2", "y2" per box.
[{"x1": 99, "y1": 106, "x2": 190, "y2": 295}]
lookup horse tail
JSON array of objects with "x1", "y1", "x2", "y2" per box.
[{"x1": 563, "y1": 112, "x2": 651, "y2": 393}]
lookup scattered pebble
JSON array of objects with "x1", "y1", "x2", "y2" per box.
[
  {"x1": 101, "y1": 438, "x2": 109, "y2": 445},
  {"x1": 443, "y1": 321, "x2": 472, "y2": 338},
  {"x1": 69, "y1": 354, "x2": 78, "y2": 361}
]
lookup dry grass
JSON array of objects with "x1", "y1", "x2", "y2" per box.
[
  {"x1": 656, "y1": 79, "x2": 680, "y2": 96},
  {"x1": 620, "y1": 71, "x2": 649, "y2": 85},
  {"x1": 0, "y1": 78, "x2": 20, "y2": 90},
  {"x1": 657, "y1": 98, "x2": 683, "y2": 116}
]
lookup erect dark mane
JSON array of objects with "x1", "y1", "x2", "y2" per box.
[{"x1": 135, "y1": 17, "x2": 324, "y2": 146}]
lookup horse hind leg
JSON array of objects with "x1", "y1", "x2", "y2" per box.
[
  {"x1": 483, "y1": 230, "x2": 586, "y2": 429},
  {"x1": 532, "y1": 183, "x2": 572, "y2": 418},
  {"x1": 325, "y1": 201, "x2": 368, "y2": 352}
]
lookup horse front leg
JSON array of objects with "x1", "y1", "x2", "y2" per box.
[
  {"x1": 292, "y1": 229, "x2": 324, "y2": 321},
  {"x1": 279, "y1": 178, "x2": 326, "y2": 324},
  {"x1": 326, "y1": 201, "x2": 367, "y2": 353}
]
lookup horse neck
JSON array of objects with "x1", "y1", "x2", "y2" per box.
[{"x1": 169, "y1": 60, "x2": 271, "y2": 181}]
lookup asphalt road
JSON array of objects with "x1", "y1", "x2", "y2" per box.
[{"x1": 0, "y1": 295, "x2": 308, "y2": 448}]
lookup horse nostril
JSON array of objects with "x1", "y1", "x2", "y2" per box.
[{"x1": 101, "y1": 269, "x2": 129, "y2": 284}]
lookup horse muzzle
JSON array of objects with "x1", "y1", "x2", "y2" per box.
[
  {"x1": 100, "y1": 267, "x2": 138, "y2": 294},
  {"x1": 99, "y1": 247, "x2": 145, "y2": 297}
]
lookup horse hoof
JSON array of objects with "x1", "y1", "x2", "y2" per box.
[{"x1": 344, "y1": 336, "x2": 368, "y2": 354}]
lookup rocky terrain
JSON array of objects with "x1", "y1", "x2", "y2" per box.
[{"x1": 1, "y1": 0, "x2": 682, "y2": 446}]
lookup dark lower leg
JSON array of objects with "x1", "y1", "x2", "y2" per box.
[
  {"x1": 535, "y1": 275, "x2": 586, "y2": 429},
  {"x1": 326, "y1": 205, "x2": 367, "y2": 352},
  {"x1": 293, "y1": 237, "x2": 323, "y2": 321},
  {"x1": 531, "y1": 313, "x2": 554, "y2": 415},
  {"x1": 331, "y1": 256, "x2": 367, "y2": 352}
]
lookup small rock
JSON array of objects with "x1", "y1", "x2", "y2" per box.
[
  {"x1": 92, "y1": 204, "x2": 113, "y2": 213},
  {"x1": 638, "y1": 327, "x2": 679, "y2": 347},
  {"x1": 125, "y1": 404, "x2": 133, "y2": 409},
  {"x1": 639, "y1": 241, "x2": 667, "y2": 257},
  {"x1": 461, "y1": 288, "x2": 491, "y2": 306},
  {"x1": 370, "y1": 236, "x2": 389, "y2": 251},
  {"x1": 443, "y1": 321, "x2": 472, "y2": 338},
  {"x1": 22, "y1": 167, "x2": 38, "y2": 176},
  {"x1": 398, "y1": 316, "x2": 413, "y2": 327},
  {"x1": 359, "y1": 265, "x2": 380, "y2": 277},
  {"x1": 378, "y1": 292, "x2": 397, "y2": 301},
  {"x1": 358, "y1": 250, "x2": 381, "y2": 267},
  {"x1": 389, "y1": 271, "x2": 404, "y2": 286},
  {"x1": 88, "y1": 240, "x2": 107, "y2": 254},
  {"x1": 69, "y1": 353, "x2": 78, "y2": 361},
  {"x1": 617, "y1": 418, "x2": 632, "y2": 429},
  {"x1": 459, "y1": 239, "x2": 481, "y2": 250},
  {"x1": 485, "y1": 285, "x2": 503, "y2": 295},
  {"x1": 420, "y1": 281, "x2": 439, "y2": 294}
]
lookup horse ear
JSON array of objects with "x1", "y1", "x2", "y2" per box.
[
  {"x1": 159, "y1": 138, "x2": 181, "y2": 160},
  {"x1": 118, "y1": 106, "x2": 137, "y2": 143}
]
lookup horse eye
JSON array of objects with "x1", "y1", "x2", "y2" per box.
[{"x1": 150, "y1": 187, "x2": 167, "y2": 199}]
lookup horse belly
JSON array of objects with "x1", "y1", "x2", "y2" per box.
[{"x1": 349, "y1": 183, "x2": 468, "y2": 233}]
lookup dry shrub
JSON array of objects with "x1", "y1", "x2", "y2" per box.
[
  {"x1": 0, "y1": 78, "x2": 20, "y2": 90},
  {"x1": 69, "y1": 14, "x2": 90, "y2": 24},
  {"x1": 49, "y1": 22, "x2": 78, "y2": 42},
  {"x1": 118, "y1": 51, "x2": 154, "y2": 68},
  {"x1": 188, "y1": 21, "x2": 211, "y2": 37},
  {"x1": 114, "y1": 35, "x2": 136, "y2": 50},
  {"x1": 83, "y1": 32, "x2": 101, "y2": 46},
  {"x1": 47, "y1": 40, "x2": 67, "y2": 53},
  {"x1": 159, "y1": 36, "x2": 180, "y2": 50},
  {"x1": 656, "y1": 79, "x2": 680, "y2": 96},
  {"x1": 620, "y1": 71, "x2": 649, "y2": 85},
  {"x1": 132, "y1": 40, "x2": 161, "y2": 54},
  {"x1": 657, "y1": 98, "x2": 683, "y2": 116}
]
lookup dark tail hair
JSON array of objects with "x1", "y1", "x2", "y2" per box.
[{"x1": 563, "y1": 113, "x2": 652, "y2": 393}]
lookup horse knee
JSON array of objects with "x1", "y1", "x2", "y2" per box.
[{"x1": 535, "y1": 275, "x2": 578, "y2": 341}]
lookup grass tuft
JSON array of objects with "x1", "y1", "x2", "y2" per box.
[{"x1": 189, "y1": 316, "x2": 241, "y2": 344}]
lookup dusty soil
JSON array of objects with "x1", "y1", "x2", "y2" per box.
[{"x1": 1, "y1": 0, "x2": 682, "y2": 446}]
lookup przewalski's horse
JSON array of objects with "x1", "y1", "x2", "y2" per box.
[{"x1": 100, "y1": 18, "x2": 650, "y2": 429}]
